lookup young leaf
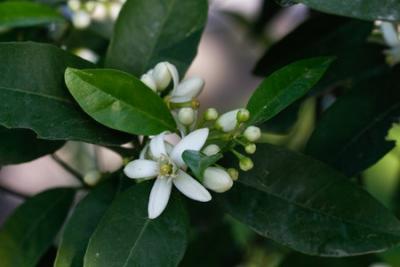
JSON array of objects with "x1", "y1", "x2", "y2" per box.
[
  {"x1": 295, "y1": 0, "x2": 400, "y2": 22},
  {"x1": 0, "y1": 42, "x2": 131, "y2": 145},
  {"x1": 219, "y1": 144, "x2": 400, "y2": 256},
  {"x1": 0, "y1": 1, "x2": 64, "y2": 28},
  {"x1": 247, "y1": 57, "x2": 333, "y2": 126},
  {"x1": 306, "y1": 71, "x2": 400, "y2": 176},
  {"x1": 0, "y1": 188, "x2": 75, "y2": 267},
  {"x1": 84, "y1": 183, "x2": 189, "y2": 267},
  {"x1": 65, "y1": 68, "x2": 176, "y2": 135},
  {"x1": 0, "y1": 126, "x2": 64, "y2": 166},
  {"x1": 182, "y1": 150, "x2": 222, "y2": 180},
  {"x1": 105, "y1": 0, "x2": 208, "y2": 76},
  {"x1": 55, "y1": 180, "x2": 119, "y2": 267}
]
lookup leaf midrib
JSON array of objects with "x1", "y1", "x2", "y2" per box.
[
  {"x1": 0, "y1": 85, "x2": 73, "y2": 105},
  {"x1": 122, "y1": 219, "x2": 150, "y2": 267}
]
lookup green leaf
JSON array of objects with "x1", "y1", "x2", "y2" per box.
[
  {"x1": 306, "y1": 71, "x2": 400, "y2": 176},
  {"x1": 219, "y1": 143, "x2": 400, "y2": 256},
  {"x1": 247, "y1": 57, "x2": 333, "y2": 126},
  {"x1": 294, "y1": 0, "x2": 400, "y2": 22},
  {"x1": 55, "y1": 180, "x2": 119, "y2": 267},
  {"x1": 0, "y1": 126, "x2": 64, "y2": 165},
  {"x1": 84, "y1": 183, "x2": 189, "y2": 267},
  {"x1": 0, "y1": 188, "x2": 75, "y2": 267},
  {"x1": 65, "y1": 68, "x2": 176, "y2": 135},
  {"x1": 182, "y1": 150, "x2": 222, "y2": 180},
  {"x1": 254, "y1": 17, "x2": 385, "y2": 94},
  {"x1": 105, "y1": 0, "x2": 208, "y2": 76},
  {"x1": 0, "y1": 42, "x2": 130, "y2": 145},
  {"x1": 0, "y1": 1, "x2": 64, "y2": 28}
]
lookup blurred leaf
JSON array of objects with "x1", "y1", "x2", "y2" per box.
[
  {"x1": 295, "y1": 0, "x2": 400, "y2": 21},
  {"x1": 0, "y1": 126, "x2": 64, "y2": 165},
  {"x1": 84, "y1": 183, "x2": 189, "y2": 267},
  {"x1": 254, "y1": 16, "x2": 386, "y2": 94},
  {"x1": 0, "y1": 42, "x2": 131, "y2": 145},
  {"x1": 247, "y1": 57, "x2": 333, "y2": 126},
  {"x1": 0, "y1": 188, "x2": 75, "y2": 267},
  {"x1": 182, "y1": 150, "x2": 222, "y2": 180},
  {"x1": 306, "y1": 71, "x2": 400, "y2": 176},
  {"x1": 55, "y1": 180, "x2": 118, "y2": 267},
  {"x1": 0, "y1": 1, "x2": 63, "y2": 28},
  {"x1": 105, "y1": 0, "x2": 208, "y2": 76},
  {"x1": 220, "y1": 143, "x2": 400, "y2": 256},
  {"x1": 259, "y1": 100, "x2": 301, "y2": 134},
  {"x1": 65, "y1": 68, "x2": 176, "y2": 135}
]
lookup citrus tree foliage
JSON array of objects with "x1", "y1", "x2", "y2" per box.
[{"x1": 1, "y1": 0, "x2": 400, "y2": 266}]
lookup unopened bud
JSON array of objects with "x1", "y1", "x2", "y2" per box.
[
  {"x1": 204, "y1": 108, "x2": 218, "y2": 121},
  {"x1": 244, "y1": 126, "x2": 261, "y2": 142},
  {"x1": 237, "y1": 109, "x2": 250, "y2": 123},
  {"x1": 215, "y1": 109, "x2": 239, "y2": 132},
  {"x1": 83, "y1": 170, "x2": 101, "y2": 186},
  {"x1": 109, "y1": 2, "x2": 122, "y2": 20},
  {"x1": 92, "y1": 2, "x2": 107, "y2": 20},
  {"x1": 152, "y1": 62, "x2": 172, "y2": 91},
  {"x1": 72, "y1": 11, "x2": 91, "y2": 29},
  {"x1": 140, "y1": 73, "x2": 157, "y2": 92},
  {"x1": 68, "y1": 0, "x2": 81, "y2": 11},
  {"x1": 203, "y1": 167, "x2": 233, "y2": 193},
  {"x1": 245, "y1": 143, "x2": 256, "y2": 154},
  {"x1": 170, "y1": 77, "x2": 204, "y2": 103},
  {"x1": 202, "y1": 144, "x2": 220, "y2": 156},
  {"x1": 227, "y1": 168, "x2": 239, "y2": 181},
  {"x1": 239, "y1": 157, "x2": 254, "y2": 171},
  {"x1": 178, "y1": 108, "x2": 195, "y2": 126}
]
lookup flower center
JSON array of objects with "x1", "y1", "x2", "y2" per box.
[
  {"x1": 158, "y1": 155, "x2": 177, "y2": 177},
  {"x1": 159, "y1": 163, "x2": 173, "y2": 176}
]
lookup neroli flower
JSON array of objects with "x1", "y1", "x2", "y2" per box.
[{"x1": 124, "y1": 128, "x2": 212, "y2": 219}]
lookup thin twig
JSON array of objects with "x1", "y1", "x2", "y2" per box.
[
  {"x1": 51, "y1": 154, "x2": 85, "y2": 184},
  {"x1": 0, "y1": 185, "x2": 28, "y2": 199}
]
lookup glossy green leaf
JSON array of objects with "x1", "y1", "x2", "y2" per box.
[
  {"x1": 65, "y1": 68, "x2": 176, "y2": 135},
  {"x1": 0, "y1": 42, "x2": 130, "y2": 145},
  {"x1": 0, "y1": 188, "x2": 75, "y2": 267},
  {"x1": 254, "y1": 16, "x2": 386, "y2": 94},
  {"x1": 0, "y1": 126, "x2": 64, "y2": 165},
  {"x1": 247, "y1": 57, "x2": 333, "y2": 126},
  {"x1": 55, "y1": 180, "x2": 119, "y2": 267},
  {"x1": 105, "y1": 0, "x2": 208, "y2": 76},
  {"x1": 182, "y1": 150, "x2": 222, "y2": 180},
  {"x1": 84, "y1": 183, "x2": 189, "y2": 267},
  {"x1": 0, "y1": 1, "x2": 63, "y2": 28},
  {"x1": 306, "y1": 71, "x2": 400, "y2": 176},
  {"x1": 295, "y1": 0, "x2": 400, "y2": 21},
  {"x1": 220, "y1": 144, "x2": 400, "y2": 256}
]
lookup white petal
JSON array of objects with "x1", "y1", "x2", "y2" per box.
[
  {"x1": 149, "y1": 132, "x2": 167, "y2": 159},
  {"x1": 140, "y1": 73, "x2": 157, "y2": 92},
  {"x1": 148, "y1": 177, "x2": 173, "y2": 219},
  {"x1": 381, "y1": 22, "x2": 400, "y2": 47},
  {"x1": 170, "y1": 128, "x2": 209, "y2": 167},
  {"x1": 203, "y1": 167, "x2": 233, "y2": 193},
  {"x1": 123, "y1": 160, "x2": 159, "y2": 179},
  {"x1": 170, "y1": 77, "x2": 204, "y2": 103},
  {"x1": 216, "y1": 109, "x2": 239, "y2": 132},
  {"x1": 173, "y1": 170, "x2": 211, "y2": 202},
  {"x1": 153, "y1": 62, "x2": 172, "y2": 91},
  {"x1": 166, "y1": 62, "x2": 179, "y2": 89},
  {"x1": 139, "y1": 143, "x2": 149, "y2": 159}
]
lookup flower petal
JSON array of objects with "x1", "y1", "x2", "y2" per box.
[
  {"x1": 173, "y1": 170, "x2": 211, "y2": 202},
  {"x1": 170, "y1": 128, "x2": 209, "y2": 167},
  {"x1": 381, "y1": 22, "x2": 400, "y2": 47},
  {"x1": 170, "y1": 77, "x2": 204, "y2": 103},
  {"x1": 150, "y1": 132, "x2": 167, "y2": 159},
  {"x1": 166, "y1": 62, "x2": 179, "y2": 89},
  {"x1": 123, "y1": 160, "x2": 159, "y2": 179},
  {"x1": 148, "y1": 177, "x2": 173, "y2": 219}
]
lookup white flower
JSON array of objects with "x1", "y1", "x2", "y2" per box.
[
  {"x1": 170, "y1": 77, "x2": 204, "y2": 103},
  {"x1": 124, "y1": 128, "x2": 212, "y2": 219},
  {"x1": 203, "y1": 167, "x2": 233, "y2": 193},
  {"x1": 152, "y1": 62, "x2": 179, "y2": 91},
  {"x1": 243, "y1": 126, "x2": 261, "y2": 142},
  {"x1": 380, "y1": 22, "x2": 400, "y2": 47},
  {"x1": 215, "y1": 109, "x2": 240, "y2": 132}
]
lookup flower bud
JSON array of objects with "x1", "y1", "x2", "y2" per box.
[
  {"x1": 239, "y1": 157, "x2": 254, "y2": 171},
  {"x1": 203, "y1": 167, "x2": 233, "y2": 193},
  {"x1": 215, "y1": 109, "x2": 239, "y2": 132},
  {"x1": 227, "y1": 168, "x2": 239, "y2": 181},
  {"x1": 92, "y1": 2, "x2": 107, "y2": 20},
  {"x1": 204, "y1": 108, "x2": 218, "y2": 121},
  {"x1": 140, "y1": 73, "x2": 157, "y2": 92},
  {"x1": 178, "y1": 107, "x2": 195, "y2": 126},
  {"x1": 109, "y1": 2, "x2": 122, "y2": 20},
  {"x1": 84, "y1": 170, "x2": 101, "y2": 186},
  {"x1": 245, "y1": 143, "x2": 256, "y2": 154},
  {"x1": 202, "y1": 144, "x2": 220, "y2": 156},
  {"x1": 72, "y1": 11, "x2": 91, "y2": 29},
  {"x1": 68, "y1": 0, "x2": 81, "y2": 11},
  {"x1": 237, "y1": 109, "x2": 250, "y2": 123},
  {"x1": 244, "y1": 126, "x2": 261, "y2": 142},
  {"x1": 152, "y1": 62, "x2": 172, "y2": 91},
  {"x1": 170, "y1": 77, "x2": 204, "y2": 103}
]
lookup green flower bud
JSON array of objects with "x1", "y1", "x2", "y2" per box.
[
  {"x1": 237, "y1": 108, "x2": 250, "y2": 123},
  {"x1": 227, "y1": 168, "x2": 239, "y2": 181},
  {"x1": 202, "y1": 144, "x2": 220, "y2": 156},
  {"x1": 204, "y1": 108, "x2": 218, "y2": 121},
  {"x1": 83, "y1": 170, "x2": 101, "y2": 186},
  {"x1": 245, "y1": 143, "x2": 256, "y2": 154},
  {"x1": 239, "y1": 157, "x2": 254, "y2": 171}
]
